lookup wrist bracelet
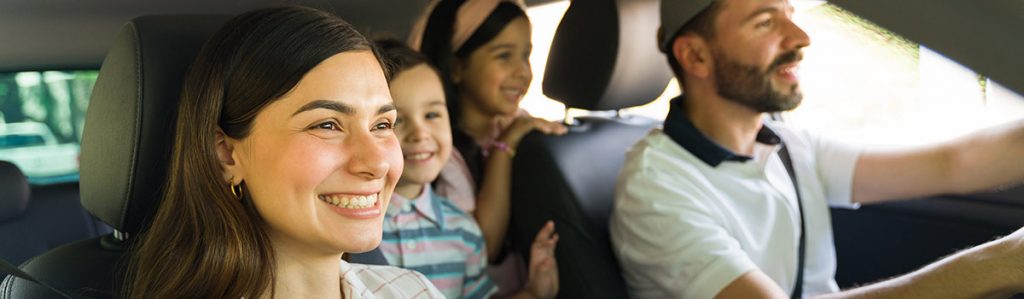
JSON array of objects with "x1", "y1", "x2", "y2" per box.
[{"x1": 491, "y1": 141, "x2": 516, "y2": 158}]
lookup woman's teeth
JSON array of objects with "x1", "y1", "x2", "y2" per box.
[
  {"x1": 319, "y1": 193, "x2": 378, "y2": 209},
  {"x1": 407, "y1": 153, "x2": 432, "y2": 161}
]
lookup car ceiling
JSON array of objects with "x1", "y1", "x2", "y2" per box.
[
  {"x1": 0, "y1": 0, "x2": 558, "y2": 72},
  {"x1": 1, "y1": 0, "x2": 1022, "y2": 98}
]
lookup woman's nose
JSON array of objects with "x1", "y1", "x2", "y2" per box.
[{"x1": 346, "y1": 131, "x2": 390, "y2": 180}]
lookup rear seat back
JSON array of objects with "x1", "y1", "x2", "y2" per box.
[
  {"x1": 0, "y1": 161, "x2": 111, "y2": 281},
  {"x1": 507, "y1": 0, "x2": 671, "y2": 298}
]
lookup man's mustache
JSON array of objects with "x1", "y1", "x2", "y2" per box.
[{"x1": 770, "y1": 50, "x2": 803, "y2": 71}]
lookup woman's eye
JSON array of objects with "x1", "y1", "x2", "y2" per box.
[
  {"x1": 496, "y1": 52, "x2": 512, "y2": 60},
  {"x1": 425, "y1": 111, "x2": 441, "y2": 119},
  {"x1": 373, "y1": 120, "x2": 394, "y2": 131},
  {"x1": 313, "y1": 121, "x2": 340, "y2": 131}
]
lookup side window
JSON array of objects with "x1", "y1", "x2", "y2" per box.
[
  {"x1": 0, "y1": 70, "x2": 97, "y2": 184},
  {"x1": 782, "y1": 4, "x2": 1024, "y2": 147}
]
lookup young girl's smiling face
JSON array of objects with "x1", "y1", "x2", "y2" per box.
[
  {"x1": 455, "y1": 16, "x2": 533, "y2": 117},
  {"x1": 223, "y1": 50, "x2": 403, "y2": 255},
  {"x1": 391, "y1": 64, "x2": 452, "y2": 197}
]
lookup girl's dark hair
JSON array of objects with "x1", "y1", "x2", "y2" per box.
[
  {"x1": 375, "y1": 37, "x2": 440, "y2": 82},
  {"x1": 419, "y1": 0, "x2": 527, "y2": 131},
  {"x1": 123, "y1": 6, "x2": 379, "y2": 298}
]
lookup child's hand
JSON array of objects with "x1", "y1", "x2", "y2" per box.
[
  {"x1": 526, "y1": 220, "x2": 559, "y2": 299},
  {"x1": 500, "y1": 115, "x2": 568, "y2": 149}
]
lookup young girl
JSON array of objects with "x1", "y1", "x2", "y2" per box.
[
  {"x1": 122, "y1": 7, "x2": 443, "y2": 298},
  {"x1": 411, "y1": 0, "x2": 567, "y2": 292},
  {"x1": 376, "y1": 38, "x2": 559, "y2": 299}
]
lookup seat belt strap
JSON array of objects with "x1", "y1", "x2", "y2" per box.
[
  {"x1": 779, "y1": 145, "x2": 806, "y2": 299},
  {"x1": 0, "y1": 257, "x2": 78, "y2": 299}
]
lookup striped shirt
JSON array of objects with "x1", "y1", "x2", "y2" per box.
[
  {"x1": 380, "y1": 185, "x2": 498, "y2": 299},
  {"x1": 340, "y1": 260, "x2": 445, "y2": 298}
]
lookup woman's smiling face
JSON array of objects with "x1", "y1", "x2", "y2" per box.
[{"x1": 224, "y1": 50, "x2": 403, "y2": 255}]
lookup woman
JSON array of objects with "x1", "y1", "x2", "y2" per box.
[{"x1": 123, "y1": 6, "x2": 443, "y2": 298}]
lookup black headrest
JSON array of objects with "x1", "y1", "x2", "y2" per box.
[
  {"x1": 542, "y1": 0, "x2": 673, "y2": 111},
  {"x1": 0, "y1": 161, "x2": 29, "y2": 222},
  {"x1": 79, "y1": 15, "x2": 228, "y2": 235}
]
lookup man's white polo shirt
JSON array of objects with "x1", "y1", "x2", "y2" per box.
[{"x1": 610, "y1": 97, "x2": 862, "y2": 299}]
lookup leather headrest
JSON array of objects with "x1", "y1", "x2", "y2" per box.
[
  {"x1": 542, "y1": 0, "x2": 673, "y2": 111},
  {"x1": 0, "y1": 161, "x2": 30, "y2": 222},
  {"x1": 79, "y1": 15, "x2": 228, "y2": 234}
]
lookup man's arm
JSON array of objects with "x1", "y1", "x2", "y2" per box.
[
  {"x1": 851, "y1": 119, "x2": 1024, "y2": 204},
  {"x1": 716, "y1": 228, "x2": 1024, "y2": 299},
  {"x1": 715, "y1": 271, "x2": 788, "y2": 299}
]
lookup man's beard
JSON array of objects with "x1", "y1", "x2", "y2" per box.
[{"x1": 713, "y1": 49, "x2": 804, "y2": 112}]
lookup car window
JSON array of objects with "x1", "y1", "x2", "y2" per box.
[
  {"x1": 0, "y1": 70, "x2": 96, "y2": 185},
  {"x1": 0, "y1": 134, "x2": 47, "y2": 148}
]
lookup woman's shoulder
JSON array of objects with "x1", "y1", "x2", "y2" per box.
[{"x1": 340, "y1": 261, "x2": 445, "y2": 298}]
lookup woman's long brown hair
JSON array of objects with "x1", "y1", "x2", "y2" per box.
[{"x1": 122, "y1": 6, "x2": 377, "y2": 298}]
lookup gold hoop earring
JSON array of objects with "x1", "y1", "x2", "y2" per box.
[{"x1": 230, "y1": 182, "x2": 243, "y2": 199}]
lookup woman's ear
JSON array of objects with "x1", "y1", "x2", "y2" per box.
[
  {"x1": 674, "y1": 34, "x2": 712, "y2": 80},
  {"x1": 214, "y1": 129, "x2": 242, "y2": 185}
]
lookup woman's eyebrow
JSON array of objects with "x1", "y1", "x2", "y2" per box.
[
  {"x1": 292, "y1": 99, "x2": 354, "y2": 116},
  {"x1": 377, "y1": 103, "x2": 396, "y2": 115}
]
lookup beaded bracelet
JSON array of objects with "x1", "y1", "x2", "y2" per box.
[{"x1": 490, "y1": 141, "x2": 516, "y2": 158}]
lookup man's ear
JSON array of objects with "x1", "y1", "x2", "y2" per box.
[
  {"x1": 214, "y1": 129, "x2": 242, "y2": 185},
  {"x1": 673, "y1": 34, "x2": 712, "y2": 80}
]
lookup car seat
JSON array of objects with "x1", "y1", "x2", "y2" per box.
[
  {"x1": 0, "y1": 15, "x2": 230, "y2": 299},
  {"x1": 0, "y1": 161, "x2": 111, "y2": 283},
  {"x1": 506, "y1": 0, "x2": 672, "y2": 298}
]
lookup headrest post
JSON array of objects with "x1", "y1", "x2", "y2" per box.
[{"x1": 113, "y1": 229, "x2": 129, "y2": 241}]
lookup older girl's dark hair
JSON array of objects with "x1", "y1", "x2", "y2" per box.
[{"x1": 123, "y1": 6, "x2": 379, "y2": 298}]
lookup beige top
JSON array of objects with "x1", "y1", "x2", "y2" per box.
[{"x1": 340, "y1": 260, "x2": 444, "y2": 298}]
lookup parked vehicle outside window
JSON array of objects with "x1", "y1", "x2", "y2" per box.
[{"x1": 0, "y1": 70, "x2": 95, "y2": 184}]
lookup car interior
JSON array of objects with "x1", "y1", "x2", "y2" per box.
[
  {"x1": 1, "y1": 0, "x2": 1023, "y2": 298},
  {"x1": 507, "y1": 0, "x2": 668, "y2": 298}
]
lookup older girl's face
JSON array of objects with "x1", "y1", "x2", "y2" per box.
[
  {"x1": 455, "y1": 16, "x2": 532, "y2": 117},
  {"x1": 224, "y1": 51, "x2": 402, "y2": 255}
]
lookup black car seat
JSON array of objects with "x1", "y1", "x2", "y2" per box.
[
  {"x1": 507, "y1": 0, "x2": 672, "y2": 298},
  {"x1": 0, "y1": 161, "x2": 111, "y2": 283}
]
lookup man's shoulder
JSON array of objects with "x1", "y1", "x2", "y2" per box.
[
  {"x1": 622, "y1": 128, "x2": 710, "y2": 181},
  {"x1": 616, "y1": 129, "x2": 719, "y2": 211}
]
